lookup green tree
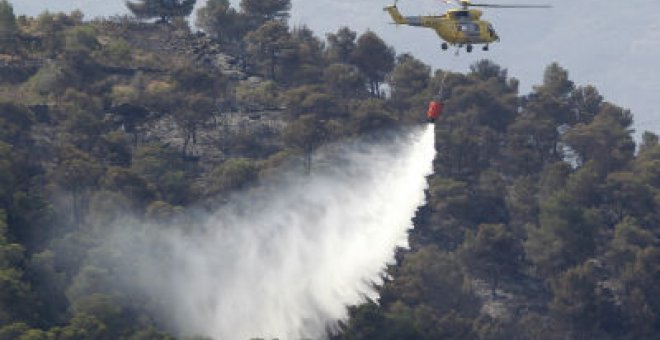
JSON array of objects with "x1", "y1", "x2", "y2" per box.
[
  {"x1": 537, "y1": 62, "x2": 574, "y2": 98},
  {"x1": 538, "y1": 161, "x2": 571, "y2": 200},
  {"x1": 245, "y1": 20, "x2": 291, "y2": 80},
  {"x1": 172, "y1": 93, "x2": 214, "y2": 157},
  {"x1": 26, "y1": 250, "x2": 68, "y2": 327},
  {"x1": 126, "y1": 0, "x2": 196, "y2": 23},
  {"x1": 240, "y1": 0, "x2": 291, "y2": 21},
  {"x1": 0, "y1": 0, "x2": 17, "y2": 53},
  {"x1": 570, "y1": 85, "x2": 603, "y2": 124},
  {"x1": 278, "y1": 26, "x2": 325, "y2": 85},
  {"x1": 525, "y1": 192, "x2": 595, "y2": 277},
  {"x1": 602, "y1": 171, "x2": 655, "y2": 225},
  {"x1": 505, "y1": 176, "x2": 539, "y2": 233},
  {"x1": 388, "y1": 54, "x2": 431, "y2": 110},
  {"x1": 51, "y1": 313, "x2": 109, "y2": 339},
  {"x1": 350, "y1": 98, "x2": 397, "y2": 133},
  {"x1": 325, "y1": 27, "x2": 357, "y2": 64},
  {"x1": 469, "y1": 59, "x2": 509, "y2": 83},
  {"x1": 503, "y1": 115, "x2": 558, "y2": 176},
  {"x1": 352, "y1": 31, "x2": 395, "y2": 96},
  {"x1": 0, "y1": 323, "x2": 50, "y2": 339},
  {"x1": 619, "y1": 247, "x2": 660, "y2": 339},
  {"x1": 337, "y1": 302, "x2": 425, "y2": 340},
  {"x1": 235, "y1": 80, "x2": 280, "y2": 111},
  {"x1": 388, "y1": 245, "x2": 480, "y2": 316},
  {"x1": 459, "y1": 224, "x2": 524, "y2": 296},
  {"x1": 131, "y1": 144, "x2": 189, "y2": 205},
  {"x1": 563, "y1": 112, "x2": 635, "y2": 172},
  {"x1": 434, "y1": 112, "x2": 498, "y2": 180},
  {"x1": 196, "y1": 0, "x2": 244, "y2": 43},
  {"x1": 283, "y1": 115, "x2": 327, "y2": 174},
  {"x1": 51, "y1": 146, "x2": 102, "y2": 228},
  {"x1": 0, "y1": 210, "x2": 35, "y2": 326},
  {"x1": 639, "y1": 131, "x2": 658, "y2": 153},
  {"x1": 605, "y1": 218, "x2": 655, "y2": 272},
  {"x1": 323, "y1": 63, "x2": 366, "y2": 99},
  {"x1": 550, "y1": 261, "x2": 620, "y2": 339},
  {"x1": 422, "y1": 176, "x2": 473, "y2": 249},
  {"x1": 208, "y1": 158, "x2": 258, "y2": 194},
  {"x1": 281, "y1": 85, "x2": 341, "y2": 119},
  {"x1": 63, "y1": 25, "x2": 99, "y2": 54}
]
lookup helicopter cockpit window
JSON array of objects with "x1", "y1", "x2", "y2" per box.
[
  {"x1": 488, "y1": 24, "x2": 496, "y2": 35},
  {"x1": 457, "y1": 23, "x2": 480, "y2": 33}
]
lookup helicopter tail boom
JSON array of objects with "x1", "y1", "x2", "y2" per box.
[{"x1": 384, "y1": 5, "x2": 423, "y2": 26}]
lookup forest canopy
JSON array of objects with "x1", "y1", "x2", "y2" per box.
[{"x1": 0, "y1": 0, "x2": 658, "y2": 339}]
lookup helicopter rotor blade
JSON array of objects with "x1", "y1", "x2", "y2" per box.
[
  {"x1": 468, "y1": 3, "x2": 552, "y2": 8},
  {"x1": 438, "y1": 0, "x2": 458, "y2": 7}
]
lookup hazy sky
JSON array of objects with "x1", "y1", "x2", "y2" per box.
[{"x1": 10, "y1": 0, "x2": 660, "y2": 138}]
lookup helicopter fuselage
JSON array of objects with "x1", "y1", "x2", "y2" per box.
[{"x1": 386, "y1": 7, "x2": 499, "y2": 46}]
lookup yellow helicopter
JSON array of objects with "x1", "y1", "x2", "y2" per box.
[{"x1": 384, "y1": 0, "x2": 550, "y2": 52}]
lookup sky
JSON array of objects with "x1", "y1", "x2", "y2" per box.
[{"x1": 10, "y1": 0, "x2": 660, "y2": 139}]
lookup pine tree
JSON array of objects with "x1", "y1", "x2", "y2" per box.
[
  {"x1": 126, "y1": 0, "x2": 196, "y2": 23},
  {"x1": 0, "y1": 0, "x2": 17, "y2": 52}
]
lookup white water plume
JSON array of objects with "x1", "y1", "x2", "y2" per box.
[{"x1": 107, "y1": 125, "x2": 436, "y2": 339}]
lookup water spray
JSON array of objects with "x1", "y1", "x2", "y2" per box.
[{"x1": 103, "y1": 125, "x2": 436, "y2": 339}]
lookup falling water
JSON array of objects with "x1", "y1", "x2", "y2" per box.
[{"x1": 104, "y1": 125, "x2": 436, "y2": 339}]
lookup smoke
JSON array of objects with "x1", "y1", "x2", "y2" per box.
[{"x1": 103, "y1": 125, "x2": 436, "y2": 339}]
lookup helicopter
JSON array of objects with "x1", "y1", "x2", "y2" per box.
[{"x1": 384, "y1": 0, "x2": 550, "y2": 52}]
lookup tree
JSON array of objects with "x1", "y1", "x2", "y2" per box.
[
  {"x1": 503, "y1": 115, "x2": 558, "y2": 176},
  {"x1": 563, "y1": 112, "x2": 635, "y2": 172},
  {"x1": 570, "y1": 85, "x2": 603, "y2": 124},
  {"x1": 208, "y1": 158, "x2": 258, "y2": 194},
  {"x1": 244, "y1": 20, "x2": 291, "y2": 80},
  {"x1": 504, "y1": 177, "x2": 538, "y2": 233},
  {"x1": 235, "y1": 80, "x2": 280, "y2": 112},
  {"x1": 536, "y1": 62, "x2": 574, "y2": 98},
  {"x1": 352, "y1": 31, "x2": 395, "y2": 96},
  {"x1": 0, "y1": 210, "x2": 35, "y2": 326},
  {"x1": 325, "y1": 27, "x2": 357, "y2": 64},
  {"x1": 240, "y1": 0, "x2": 291, "y2": 21},
  {"x1": 605, "y1": 218, "x2": 655, "y2": 272},
  {"x1": 388, "y1": 245, "x2": 480, "y2": 316},
  {"x1": 323, "y1": 63, "x2": 366, "y2": 99},
  {"x1": 525, "y1": 192, "x2": 595, "y2": 277},
  {"x1": 469, "y1": 59, "x2": 508, "y2": 84},
  {"x1": 388, "y1": 54, "x2": 431, "y2": 110},
  {"x1": 0, "y1": 0, "x2": 17, "y2": 53},
  {"x1": 131, "y1": 144, "x2": 190, "y2": 205},
  {"x1": 459, "y1": 224, "x2": 524, "y2": 296},
  {"x1": 433, "y1": 111, "x2": 498, "y2": 180},
  {"x1": 196, "y1": 0, "x2": 244, "y2": 43},
  {"x1": 619, "y1": 247, "x2": 660, "y2": 338},
  {"x1": 51, "y1": 145, "x2": 102, "y2": 228},
  {"x1": 172, "y1": 93, "x2": 214, "y2": 157},
  {"x1": 602, "y1": 171, "x2": 655, "y2": 225},
  {"x1": 336, "y1": 302, "x2": 425, "y2": 340},
  {"x1": 283, "y1": 115, "x2": 327, "y2": 174},
  {"x1": 51, "y1": 313, "x2": 109, "y2": 339},
  {"x1": 281, "y1": 85, "x2": 342, "y2": 120},
  {"x1": 445, "y1": 68, "x2": 518, "y2": 132},
  {"x1": 278, "y1": 26, "x2": 325, "y2": 85},
  {"x1": 126, "y1": 0, "x2": 196, "y2": 23},
  {"x1": 639, "y1": 131, "x2": 658, "y2": 153},
  {"x1": 350, "y1": 98, "x2": 397, "y2": 133},
  {"x1": 550, "y1": 261, "x2": 621, "y2": 338}
]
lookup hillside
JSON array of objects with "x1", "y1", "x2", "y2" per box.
[{"x1": 1, "y1": 0, "x2": 659, "y2": 339}]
